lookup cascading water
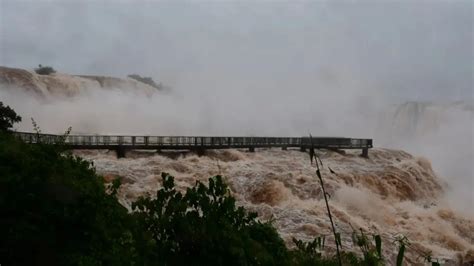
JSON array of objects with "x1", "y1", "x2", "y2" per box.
[{"x1": 77, "y1": 148, "x2": 473, "y2": 264}]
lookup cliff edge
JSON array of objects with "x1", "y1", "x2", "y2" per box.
[{"x1": 0, "y1": 66, "x2": 158, "y2": 97}]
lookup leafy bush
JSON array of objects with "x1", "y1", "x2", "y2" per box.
[
  {"x1": 132, "y1": 173, "x2": 290, "y2": 265},
  {"x1": 0, "y1": 133, "x2": 134, "y2": 265},
  {"x1": 35, "y1": 64, "x2": 56, "y2": 75}
]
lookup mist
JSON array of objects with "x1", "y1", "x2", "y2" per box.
[
  {"x1": 1, "y1": 1, "x2": 471, "y2": 101},
  {"x1": 1, "y1": 83, "x2": 381, "y2": 137},
  {"x1": 0, "y1": 1, "x2": 472, "y2": 212},
  {"x1": 1, "y1": 84, "x2": 472, "y2": 214}
]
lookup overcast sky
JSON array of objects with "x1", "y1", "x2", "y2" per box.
[{"x1": 0, "y1": 0, "x2": 472, "y2": 102}]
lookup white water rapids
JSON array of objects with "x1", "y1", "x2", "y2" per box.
[{"x1": 76, "y1": 148, "x2": 473, "y2": 265}]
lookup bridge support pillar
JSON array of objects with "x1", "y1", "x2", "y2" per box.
[
  {"x1": 248, "y1": 147, "x2": 255, "y2": 152},
  {"x1": 116, "y1": 147, "x2": 126, "y2": 158},
  {"x1": 361, "y1": 148, "x2": 368, "y2": 158},
  {"x1": 300, "y1": 146, "x2": 306, "y2": 152},
  {"x1": 196, "y1": 149, "x2": 205, "y2": 156}
]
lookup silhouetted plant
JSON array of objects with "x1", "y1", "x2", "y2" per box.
[
  {"x1": 308, "y1": 134, "x2": 343, "y2": 266},
  {"x1": 350, "y1": 229, "x2": 384, "y2": 265},
  {"x1": 0, "y1": 101, "x2": 21, "y2": 132},
  {"x1": 291, "y1": 236, "x2": 325, "y2": 264},
  {"x1": 30, "y1": 117, "x2": 42, "y2": 143},
  {"x1": 395, "y1": 235, "x2": 409, "y2": 266}
]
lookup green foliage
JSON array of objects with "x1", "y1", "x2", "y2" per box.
[
  {"x1": 374, "y1": 235, "x2": 382, "y2": 258},
  {"x1": 0, "y1": 133, "x2": 134, "y2": 265},
  {"x1": 396, "y1": 244, "x2": 405, "y2": 266},
  {"x1": 35, "y1": 64, "x2": 56, "y2": 75},
  {"x1": 131, "y1": 173, "x2": 289, "y2": 266},
  {"x1": 290, "y1": 235, "x2": 386, "y2": 266},
  {"x1": 0, "y1": 101, "x2": 21, "y2": 132},
  {"x1": 350, "y1": 230, "x2": 384, "y2": 266},
  {"x1": 394, "y1": 235, "x2": 410, "y2": 266},
  {"x1": 291, "y1": 237, "x2": 330, "y2": 265}
]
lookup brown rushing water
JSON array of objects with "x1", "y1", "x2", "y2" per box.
[{"x1": 76, "y1": 148, "x2": 474, "y2": 265}]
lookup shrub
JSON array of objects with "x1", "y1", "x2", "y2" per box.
[
  {"x1": 35, "y1": 64, "x2": 56, "y2": 75},
  {"x1": 0, "y1": 133, "x2": 134, "y2": 265},
  {"x1": 132, "y1": 173, "x2": 290, "y2": 265}
]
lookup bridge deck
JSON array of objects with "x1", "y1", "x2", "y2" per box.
[{"x1": 13, "y1": 132, "x2": 373, "y2": 157}]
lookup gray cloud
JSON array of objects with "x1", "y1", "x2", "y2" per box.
[{"x1": 1, "y1": 0, "x2": 472, "y2": 102}]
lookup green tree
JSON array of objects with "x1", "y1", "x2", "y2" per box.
[{"x1": 0, "y1": 101, "x2": 21, "y2": 132}]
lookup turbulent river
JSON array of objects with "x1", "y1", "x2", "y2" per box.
[{"x1": 76, "y1": 148, "x2": 473, "y2": 265}]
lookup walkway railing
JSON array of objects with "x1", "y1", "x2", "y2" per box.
[{"x1": 13, "y1": 132, "x2": 373, "y2": 157}]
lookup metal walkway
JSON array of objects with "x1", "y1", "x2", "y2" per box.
[{"x1": 14, "y1": 132, "x2": 373, "y2": 158}]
